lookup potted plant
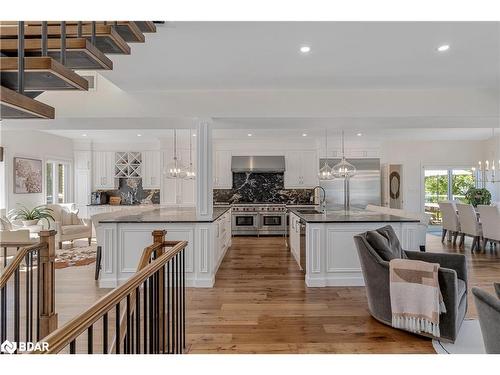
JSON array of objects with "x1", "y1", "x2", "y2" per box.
[
  {"x1": 7, "y1": 205, "x2": 55, "y2": 227},
  {"x1": 465, "y1": 187, "x2": 492, "y2": 207}
]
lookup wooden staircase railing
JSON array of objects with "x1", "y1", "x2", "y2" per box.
[
  {"x1": 0, "y1": 230, "x2": 58, "y2": 354},
  {"x1": 30, "y1": 230, "x2": 188, "y2": 354}
]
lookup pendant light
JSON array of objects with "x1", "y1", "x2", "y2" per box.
[
  {"x1": 165, "y1": 129, "x2": 188, "y2": 179},
  {"x1": 186, "y1": 129, "x2": 196, "y2": 179},
  {"x1": 332, "y1": 130, "x2": 356, "y2": 179},
  {"x1": 318, "y1": 128, "x2": 333, "y2": 180}
]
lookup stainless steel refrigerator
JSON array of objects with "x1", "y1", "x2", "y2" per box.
[{"x1": 319, "y1": 158, "x2": 381, "y2": 210}]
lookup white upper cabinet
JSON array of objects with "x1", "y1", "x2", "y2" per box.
[
  {"x1": 74, "y1": 151, "x2": 91, "y2": 170},
  {"x1": 285, "y1": 150, "x2": 318, "y2": 188},
  {"x1": 92, "y1": 151, "x2": 116, "y2": 190},
  {"x1": 214, "y1": 150, "x2": 232, "y2": 189},
  {"x1": 142, "y1": 151, "x2": 161, "y2": 189}
]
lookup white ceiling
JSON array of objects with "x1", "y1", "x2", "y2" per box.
[
  {"x1": 102, "y1": 22, "x2": 500, "y2": 91},
  {"x1": 43, "y1": 127, "x2": 499, "y2": 142}
]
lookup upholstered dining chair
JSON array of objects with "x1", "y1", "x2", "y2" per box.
[
  {"x1": 477, "y1": 205, "x2": 500, "y2": 252},
  {"x1": 456, "y1": 203, "x2": 482, "y2": 252},
  {"x1": 438, "y1": 201, "x2": 461, "y2": 245},
  {"x1": 353, "y1": 225, "x2": 468, "y2": 342},
  {"x1": 472, "y1": 284, "x2": 500, "y2": 354}
]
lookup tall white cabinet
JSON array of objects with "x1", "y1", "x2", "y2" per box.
[
  {"x1": 74, "y1": 150, "x2": 92, "y2": 218},
  {"x1": 285, "y1": 150, "x2": 318, "y2": 188}
]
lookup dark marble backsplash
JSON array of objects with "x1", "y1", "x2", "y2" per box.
[
  {"x1": 213, "y1": 172, "x2": 314, "y2": 204},
  {"x1": 105, "y1": 178, "x2": 160, "y2": 205}
]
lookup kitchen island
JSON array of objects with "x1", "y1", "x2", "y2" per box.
[
  {"x1": 288, "y1": 208, "x2": 420, "y2": 287},
  {"x1": 95, "y1": 207, "x2": 232, "y2": 288}
]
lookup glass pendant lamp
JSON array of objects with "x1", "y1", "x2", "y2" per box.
[
  {"x1": 165, "y1": 129, "x2": 188, "y2": 179},
  {"x1": 318, "y1": 128, "x2": 333, "y2": 180},
  {"x1": 332, "y1": 130, "x2": 356, "y2": 179},
  {"x1": 186, "y1": 129, "x2": 196, "y2": 179}
]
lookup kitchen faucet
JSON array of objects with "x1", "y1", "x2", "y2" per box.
[{"x1": 313, "y1": 185, "x2": 327, "y2": 214}]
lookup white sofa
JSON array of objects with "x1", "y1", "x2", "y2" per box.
[
  {"x1": 45, "y1": 203, "x2": 92, "y2": 249},
  {"x1": 365, "y1": 204, "x2": 430, "y2": 250}
]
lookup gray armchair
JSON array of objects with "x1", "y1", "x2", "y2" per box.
[
  {"x1": 472, "y1": 283, "x2": 500, "y2": 353},
  {"x1": 353, "y1": 225, "x2": 468, "y2": 342}
]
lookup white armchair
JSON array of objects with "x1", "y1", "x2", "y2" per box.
[{"x1": 45, "y1": 204, "x2": 92, "y2": 249}]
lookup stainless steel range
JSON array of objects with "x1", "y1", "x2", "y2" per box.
[{"x1": 232, "y1": 204, "x2": 287, "y2": 236}]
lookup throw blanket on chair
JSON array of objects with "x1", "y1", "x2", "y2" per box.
[{"x1": 389, "y1": 258, "x2": 446, "y2": 337}]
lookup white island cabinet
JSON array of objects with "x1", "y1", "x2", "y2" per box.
[
  {"x1": 288, "y1": 209, "x2": 421, "y2": 287},
  {"x1": 94, "y1": 207, "x2": 232, "y2": 288}
]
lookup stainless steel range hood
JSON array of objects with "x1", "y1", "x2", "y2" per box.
[{"x1": 231, "y1": 156, "x2": 286, "y2": 173}]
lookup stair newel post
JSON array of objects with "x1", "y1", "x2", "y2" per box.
[
  {"x1": 17, "y1": 21, "x2": 24, "y2": 95},
  {"x1": 38, "y1": 230, "x2": 58, "y2": 339},
  {"x1": 152, "y1": 230, "x2": 166, "y2": 352},
  {"x1": 91, "y1": 21, "x2": 96, "y2": 46},
  {"x1": 60, "y1": 21, "x2": 66, "y2": 66},
  {"x1": 41, "y1": 21, "x2": 48, "y2": 56}
]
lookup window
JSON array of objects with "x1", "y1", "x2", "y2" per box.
[
  {"x1": 424, "y1": 167, "x2": 475, "y2": 225},
  {"x1": 46, "y1": 161, "x2": 70, "y2": 204}
]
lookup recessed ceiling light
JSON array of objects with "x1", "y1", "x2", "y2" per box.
[
  {"x1": 247, "y1": 133, "x2": 252, "y2": 137},
  {"x1": 437, "y1": 44, "x2": 450, "y2": 52},
  {"x1": 302, "y1": 133, "x2": 308, "y2": 137},
  {"x1": 192, "y1": 133, "x2": 196, "y2": 137},
  {"x1": 82, "y1": 134, "x2": 87, "y2": 137},
  {"x1": 300, "y1": 45, "x2": 311, "y2": 54},
  {"x1": 357, "y1": 133, "x2": 362, "y2": 137},
  {"x1": 137, "y1": 134, "x2": 142, "y2": 137}
]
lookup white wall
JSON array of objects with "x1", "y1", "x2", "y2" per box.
[
  {"x1": 1, "y1": 130, "x2": 74, "y2": 211},
  {"x1": 380, "y1": 140, "x2": 486, "y2": 213}
]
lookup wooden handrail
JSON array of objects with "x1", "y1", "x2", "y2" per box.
[
  {"x1": 33, "y1": 239, "x2": 188, "y2": 354},
  {"x1": 0, "y1": 242, "x2": 46, "y2": 288}
]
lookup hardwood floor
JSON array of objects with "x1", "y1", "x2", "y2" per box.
[{"x1": 3, "y1": 232, "x2": 499, "y2": 353}]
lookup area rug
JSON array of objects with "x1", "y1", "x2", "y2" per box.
[
  {"x1": 432, "y1": 320, "x2": 486, "y2": 354},
  {"x1": 55, "y1": 240, "x2": 97, "y2": 269}
]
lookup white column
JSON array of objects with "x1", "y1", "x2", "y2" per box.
[{"x1": 196, "y1": 121, "x2": 213, "y2": 219}]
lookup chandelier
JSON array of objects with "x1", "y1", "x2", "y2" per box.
[
  {"x1": 474, "y1": 128, "x2": 500, "y2": 186},
  {"x1": 332, "y1": 130, "x2": 356, "y2": 179},
  {"x1": 165, "y1": 129, "x2": 188, "y2": 179},
  {"x1": 318, "y1": 128, "x2": 333, "y2": 180}
]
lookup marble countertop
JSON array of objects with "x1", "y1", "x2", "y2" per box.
[
  {"x1": 289, "y1": 208, "x2": 420, "y2": 223},
  {"x1": 98, "y1": 207, "x2": 231, "y2": 223}
]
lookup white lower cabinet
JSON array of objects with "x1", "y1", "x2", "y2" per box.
[{"x1": 215, "y1": 210, "x2": 232, "y2": 272}]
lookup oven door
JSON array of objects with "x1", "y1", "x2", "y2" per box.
[
  {"x1": 259, "y1": 213, "x2": 285, "y2": 233},
  {"x1": 232, "y1": 213, "x2": 258, "y2": 232}
]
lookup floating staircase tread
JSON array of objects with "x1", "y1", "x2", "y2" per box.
[
  {"x1": 0, "y1": 85, "x2": 55, "y2": 119},
  {"x1": 0, "y1": 24, "x2": 131, "y2": 55},
  {"x1": 0, "y1": 38, "x2": 113, "y2": 70},
  {"x1": 103, "y1": 21, "x2": 145, "y2": 42},
  {"x1": 134, "y1": 21, "x2": 157, "y2": 33},
  {"x1": 0, "y1": 56, "x2": 89, "y2": 91}
]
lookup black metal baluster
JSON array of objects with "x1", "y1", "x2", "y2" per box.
[
  {"x1": 14, "y1": 268, "x2": 20, "y2": 353},
  {"x1": 87, "y1": 325, "x2": 93, "y2": 354},
  {"x1": 60, "y1": 21, "x2": 66, "y2": 65},
  {"x1": 167, "y1": 261, "x2": 170, "y2": 353},
  {"x1": 36, "y1": 251, "x2": 40, "y2": 341},
  {"x1": 18, "y1": 21, "x2": 25, "y2": 95},
  {"x1": 174, "y1": 255, "x2": 178, "y2": 354},
  {"x1": 2, "y1": 247, "x2": 6, "y2": 267},
  {"x1": 25, "y1": 254, "x2": 29, "y2": 342},
  {"x1": 69, "y1": 340, "x2": 76, "y2": 354},
  {"x1": 0, "y1": 286, "x2": 6, "y2": 344},
  {"x1": 41, "y1": 22, "x2": 47, "y2": 56},
  {"x1": 135, "y1": 287, "x2": 140, "y2": 354},
  {"x1": 126, "y1": 295, "x2": 131, "y2": 354},
  {"x1": 77, "y1": 21, "x2": 82, "y2": 38},
  {"x1": 175, "y1": 253, "x2": 182, "y2": 354},
  {"x1": 182, "y1": 249, "x2": 186, "y2": 351},
  {"x1": 103, "y1": 312, "x2": 108, "y2": 354},
  {"x1": 91, "y1": 21, "x2": 96, "y2": 46},
  {"x1": 148, "y1": 276, "x2": 153, "y2": 353},
  {"x1": 29, "y1": 252, "x2": 33, "y2": 342},
  {"x1": 156, "y1": 270, "x2": 160, "y2": 353},
  {"x1": 162, "y1": 264, "x2": 166, "y2": 354},
  {"x1": 143, "y1": 281, "x2": 148, "y2": 353},
  {"x1": 115, "y1": 303, "x2": 120, "y2": 354}
]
